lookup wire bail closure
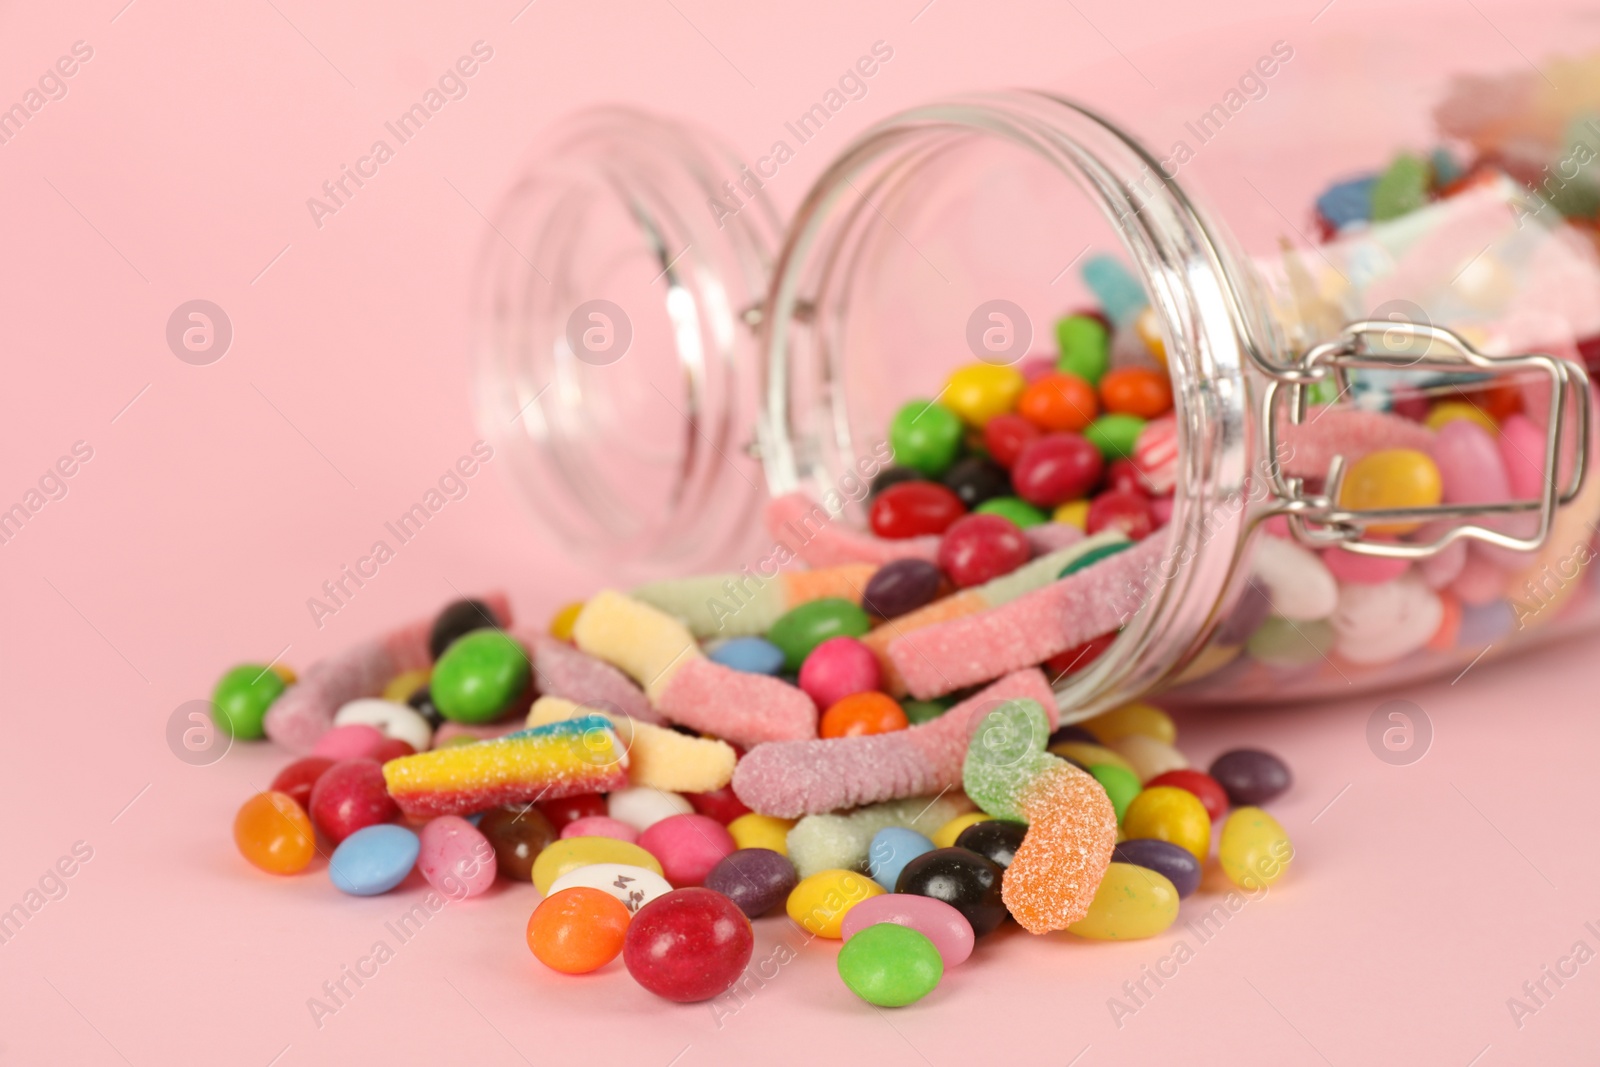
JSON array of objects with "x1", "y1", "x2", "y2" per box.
[{"x1": 1261, "y1": 319, "x2": 1592, "y2": 560}]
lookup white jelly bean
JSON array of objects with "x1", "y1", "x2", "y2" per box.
[
  {"x1": 1252, "y1": 536, "x2": 1338, "y2": 621},
  {"x1": 1332, "y1": 574, "x2": 1443, "y2": 665},
  {"x1": 606, "y1": 786, "x2": 693, "y2": 831}
]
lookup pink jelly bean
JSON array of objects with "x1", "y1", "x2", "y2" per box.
[
  {"x1": 1451, "y1": 551, "x2": 1507, "y2": 606},
  {"x1": 840, "y1": 893, "x2": 975, "y2": 968},
  {"x1": 637, "y1": 814, "x2": 736, "y2": 888},
  {"x1": 1320, "y1": 545, "x2": 1410, "y2": 585},
  {"x1": 560, "y1": 815, "x2": 640, "y2": 843},
  {"x1": 1419, "y1": 535, "x2": 1468, "y2": 589},
  {"x1": 1432, "y1": 418, "x2": 1510, "y2": 506},
  {"x1": 417, "y1": 816, "x2": 497, "y2": 899},
  {"x1": 798, "y1": 636, "x2": 881, "y2": 711},
  {"x1": 311, "y1": 723, "x2": 385, "y2": 760},
  {"x1": 1499, "y1": 414, "x2": 1550, "y2": 500}
]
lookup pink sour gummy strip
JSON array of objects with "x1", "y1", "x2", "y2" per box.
[
  {"x1": 766, "y1": 492, "x2": 941, "y2": 567},
  {"x1": 654, "y1": 656, "x2": 819, "y2": 745},
  {"x1": 518, "y1": 630, "x2": 663, "y2": 725}
]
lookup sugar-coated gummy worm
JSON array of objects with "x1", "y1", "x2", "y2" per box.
[
  {"x1": 731, "y1": 668, "x2": 1059, "y2": 818},
  {"x1": 264, "y1": 592, "x2": 512, "y2": 753},
  {"x1": 766, "y1": 492, "x2": 941, "y2": 568},
  {"x1": 527, "y1": 696, "x2": 737, "y2": 794},
  {"x1": 381, "y1": 714, "x2": 628, "y2": 818},
  {"x1": 517, "y1": 630, "x2": 663, "y2": 725},
  {"x1": 632, "y1": 563, "x2": 877, "y2": 639},
  {"x1": 962, "y1": 699, "x2": 1117, "y2": 934},
  {"x1": 784, "y1": 794, "x2": 976, "y2": 879}
]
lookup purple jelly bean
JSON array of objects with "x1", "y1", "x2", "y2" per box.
[
  {"x1": 1208, "y1": 749, "x2": 1292, "y2": 806},
  {"x1": 703, "y1": 848, "x2": 798, "y2": 919},
  {"x1": 1112, "y1": 838, "x2": 1202, "y2": 898},
  {"x1": 862, "y1": 559, "x2": 943, "y2": 620}
]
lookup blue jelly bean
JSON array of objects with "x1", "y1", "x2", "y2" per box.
[
  {"x1": 329, "y1": 825, "x2": 419, "y2": 896},
  {"x1": 1081, "y1": 254, "x2": 1147, "y2": 328},
  {"x1": 867, "y1": 827, "x2": 936, "y2": 892},
  {"x1": 709, "y1": 636, "x2": 786, "y2": 676},
  {"x1": 1457, "y1": 600, "x2": 1514, "y2": 647},
  {"x1": 1314, "y1": 175, "x2": 1378, "y2": 229}
]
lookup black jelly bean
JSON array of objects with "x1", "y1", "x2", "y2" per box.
[
  {"x1": 1113, "y1": 838, "x2": 1202, "y2": 898},
  {"x1": 941, "y1": 456, "x2": 1012, "y2": 509},
  {"x1": 954, "y1": 820, "x2": 1027, "y2": 871},
  {"x1": 895, "y1": 847, "x2": 1007, "y2": 937},
  {"x1": 862, "y1": 559, "x2": 943, "y2": 619},
  {"x1": 1208, "y1": 749, "x2": 1292, "y2": 806},
  {"x1": 428, "y1": 598, "x2": 504, "y2": 660}
]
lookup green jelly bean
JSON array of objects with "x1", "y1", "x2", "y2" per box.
[
  {"x1": 1055, "y1": 314, "x2": 1110, "y2": 384},
  {"x1": 1060, "y1": 539, "x2": 1132, "y2": 577},
  {"x1": 975, "y1": 496, "x2": 1048, "y2": 528},
  {"x1": 1089, "y1": 763, "x2": 1142, "y2": 823},
  {"x1": 767, "y1": 597, "x2": 871, "y2": 672},
  {"x1": 431, "y1": 630, "x2": 530, "y2": 724},
  {"x1": 837, "y1": 922, "x2": 943, "y2": 1007},
  {"x1": 889, "y1": 399, "x2": 963, "y2": 477},
  {"x1": 211, "y1": 664, "x2": 287, "y2": 740},
  {"x1": 901, "y1": 699, "x2": 947, "y2": 725},
  {"x1": 1246, "y1": 616, "x2": 1336, "y2": 667},
  {"x1": 1085, "y1": 414, "x2": 1145, "y2": 460},
  {"x1": 1371, "y1": 153, "x2": 1430, "y2": 221}
]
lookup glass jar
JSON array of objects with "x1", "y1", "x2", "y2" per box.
[{"x1": 476, "y1": 42, "x2": 1600, "y2": 716}]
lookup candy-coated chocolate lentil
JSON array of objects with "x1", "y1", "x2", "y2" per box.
[
  {"x1": 1208, "y1": 749, "x2": 1293, "y2": 806},
  {"x1": 727, "y1": 813, "x2": 795, "y2": 855},
  {"x1": 1218, "y1": 807, "x2": 1294, "y2": 889},
  {"x1": 624, "y1": 888, "x2": 754, "y2": 1002},
  {"x1": 548, "y1": 600, "x2": 585, "y2": 642},
  {"x1": 895, "y1": 847, "x2": 1007, "y2": 938},
  {"x1": 840, "y1": 895, "x2": 974, "y2": 969},
  {"x1": 309, "y1": 759, "x2": 399, "y2": 844},
  {"x1": 532, "y1": 837, "x2": 665, "y2": 895},
  {"x1": 889, "y1": 401, "x2": 964, "y2": 476},
  {"x1": 638, "y1": 814, "x2": 737, "y2": 888},
  {"x1": 212, "y1": 664, "x2": 287, "y2": 740},
  {"x1": 1059, "y1": 539, "x2": 1132, "y2": 576},
  {"x1": 767, "y1": 597, "x2": 873, "y2": 672},
  {"x1": 333, "y1": 697, "x2": 432, "y2": 753},
  {"x1": 528, "y1": 887, "x2": 631, "y2": 974},
  {"x1": 268, "y1": 756, "x2": 336, "y2": 811},
  {"x1": 943, "y1": 363, "x2": 1026, "y2": 427},
  {"x1": 311, "y1": 723, "x2": 384, "y2": 761},
  {"x1": 1145, "y1": 769, "x2": 1229, "y2": 823},
  {"x1": 234, "y1": 792, "x2": 316, "y2": 875},
  {"x1": 820, "y1": 692, "x2": 909, "y2": 740},
  {"x1": 974, "y1": 496, "x2": 1049, "y2": 528},
  {"x1": 683, "y1": 784, "x2": 751, "y2": 825},
  {"x1": 941, "y1": 456, "x2": 1012, "y2": 509},
  {"x1": 868, "y1": 827, "x2": 936, "y2": 891},
  {"x1": 1112, "y1": 838, "x2": 1201, "y2": 898},
  {"x1": 477, "y1": 805, "x2": 557, "y2": 880},
  {"x1": 329, "y1": 824, "x2": 419, "y2": 896},
  {"x1": 954, "y1": 819, "x2": 1026, "y2": 870},
  {"x1": 1018, "y1": 372, "x2": 1098, "y2": 433},
  {"x1": 1086, "y1": 489, "x2": 1155, "y2": 541},
  {"x1": 837, "y1": 923, "x2": 943, "y2": 1007},
  {"x1": 537, "y1": 793, "x2": 608, "y2": 833},
  {"x1": 381, "y1": 668, "x2": 430, "y2": 703},
  {"x1": 707, "y1": 636, "x2": 786, "y2": 676},
  {"x1": 427, "y1": 597, "x2": 504, "y2": 660},
  {"x1": 1066, "y1": 862, "x2": 1179, "y2": 940},
  {"x1": 937, "y1": 514, "x2": 1030, "y2": 588},
  {"x1": 1121, "y1": 787, "x2": 1210, "y2": 861},
  {"x1": 901, "y1": 699, "x2": 948, "y2": 725},
  {"x1": 869, "y1": 481, "x2": 966, "y2": 540},
  {"x1": 550, "y1": 862, "x2": 674, "y2": 913},
  {"x1": 1085, "y1": 413, "x2": 1146, "y2": 460},
  {"x1": 786, "y1": 869, "x2": 885, "y2": 937},
  {"x1": 982, "y1": 413, "x2": 1041, "y2": 469},
  {"x1": 1055, "y1": 314, "x2": 1110, "y2": 384},
  {"x1": 1336, "y1": 448, "x2": 1443, "y2": 534},
  {"x1": 1053, "y1": 499, "x2": 1091, "y2": 528},
  {"x1": 1082, "y1": 702, "x2": 1177, "y2": 745},
  {"x1": 1089, "y1": 764, "x2": 1142, "y2": 823},
  {"x1": 703, "y1": 848, "x2": 798, "y2": 918},
  {"x1": 862, "y1": 559, "x2": 944, "y2": 619},
  {"x1": 1011, "y1": 433, "x2": 1104, "y2": 507},
  {"x1": 430, "y1": 629, "x2": 530, "y2": 724},
  {"x1": 1104, "y1": 458, "x2": 1148, "y2": 496},
  {"x1": 1099, "y1": 367, "x2": 1173, "y2": 418},
  {"x1": 798, "y1": 636, "x2": 881, "y2": 710}
]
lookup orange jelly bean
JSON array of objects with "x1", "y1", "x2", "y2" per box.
[
  {"x1": 1017, "y1": 373, "x2": 1098, "y2": 433},
  {"x1": 527, "y1": 887, "x2": 631, "y2": 974},
  {"x1": 819, "y1": 692, "x2": 909, "y2": 739},
  {"x1": 1099, "y1": 367, "x2": 1173, "y2": 419},
  {"x1": 233, "y1": 791, "x2": 316, "y2": 875}
]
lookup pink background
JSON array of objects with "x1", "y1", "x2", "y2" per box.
[{"x1": 3, "y1": 0, "x2": 1599, "y2": 1063}]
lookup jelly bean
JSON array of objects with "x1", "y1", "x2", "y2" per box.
[
  {"x1": 1046, "y1": 724, "x2": 1098, "y2": 746},
  {"x1": 703, "y1": 848, "x2": 798, "y2": 918},
  {"x1": 1337, "y1": 448, "x2": 1442, "y2": 534},
  {"x1": 1371, "y1": 152, "x2": 1429, "y2": 220},
  {"x1": 974, "y1": 496, "x2": 1049, "y2": 527},
  {"x1": 820, "y1": 692, "x2": 909, "y2": 739},
  {"x1": 561, "y1": 815, "x2": 639, "y2": 842},
  {"x1": 1133, "y1": 307, "x2": 1166, "y2": 365},
  {"x1": 527, "y1": 887, "x2": 631, "y2": 974},
  {"x1": 1109, "y1": 735, "x2": 1188, "y2": 782},
  {"x1": 1149, "y1": 495, "x2": 1174, "y2": 528},
  {"x1": 309, "y1": 759, "x2": 399, "y2": 844},
  {"x1": 211, "y1": 664, "x2": 287, "y2": 740},
  {"x1": 683, "y1": 784, "x2": 751, "y2": 825},
  {"x1": 548, "y1": 600, "x2": 585, "y2": 642},
  {"x1": 1018, "y1": 372, "x2": 1098, "y2": 433},
  {"x1": 937, "y1": 513, "x2": 1030, "y2": 588},
  {"x1": 954, "y1": 819, "x2": 1026, "y2": 870},
  {"x1": 1425, "y1": 400, "x2": 1498, "y2": 433},
  {"x1": 1104, "y1": 458, "x2": 1148, "y2": 496},
  {"x1": 798, "y1": 636, "x2": 881, "y2": 710},
  {"x1": 370, "y1": 737, "x2": 416, "y2": 763},
  {"x1": 901, "y1": 699, "x2": 947, "y2": 725},
  {"x1": 1055, "y1": 314, "x2": 1110, "y2": 383},
  {"x1": 1099, "y1": 366, "x2": 1172, "y2": 419},
  {"x1": 329, "y1": 824, "x2": 419, "y2": 896},
  {"x1": 1082, "y1": 702, "x2": 1176, "y2": 745},
  {"x1": 1252, "y1": 536, "x2": 1339, "y2": 621},
  {"x1": 536, "y1": 793, "x2": 608, "y2": 833},
  {"x1": 1320, "y1": 545, "x2": 1410, "y2": 585},
  {"x1": 430, "y1": 629, "x2": 530, "y2": 724},
  {"x1": 870, "y1": 464, "x2": 925, "y2": 499},
  {"x1": 1011, "y1": 433, "x2": 1104, "y2": 507},
  {"x1": 768, "y1": 597, "x2": 873, "y2": 671},
  {"x1": 890, "y1": 401, "x2": 964, "y2": 476},
  {"x1": 638, "y1": 814, "x2": 736, "y2": 888},
  {"x1": 333, "y1": 698, "x2": 432, "y2": 753},
  {"x1": 941, "y1": 456, "x2": 1012, "y2": 509},
  {"x1": 1208, "y1": 749, "x2": 1292, "y2": 806},
  {"x1": 1218, "y1": 807, "x2": 1294, "y2": 889},
  {"x1": 786, "y1": 869, "x2": 885, "y2": 937},
  {"x1": 708, "y1": 636, "x2": 786, "y2": 676},
  {"x1": 625, "y1": 888, "x2": 754, "y2": 1002},
  {"x1": 1066, "y1": 862, "x2": 1179, "y2": 940},
  {"x1": 841, "y1": 894, "x2": 974, "y2": 968},
  {"x1": 1053, "y1": 499, "x2": 1090, "y2": 529},
  {"x1": 894, "y1": 848, "x2": 1007, "y2": 937},
  {"x1": 943, "y1": 363, "x2": 1026, "y2": 427},
  {"x1": 1047, "y1": 741, "x2": 1136, "y2": 777},
  {"x1": 477, "y1": 805, "x2": 557, "y2": 880},
  {"x1": 1089, "y1": 764, "x2": 1141, "y2": 822},
  {"x1": 233, "y1": 792, "x2": 316, "y2": 875},
  {"x1": 1085, "y1": 413, "x2": 1146, "y2": 460},
  {"x1": 868, "y1": 827, "x2": 936, "y2": 891},
  {"x1": 727, "y1": 813, "x2": 795, "y2": 854},
  {"x1": 1112, "y1": 838, "x2": 1201, "y2": 898},
  {"x1": 982, "y1": 413, "x2": 1041, "y2": 468},
  {"x1": 532, "y1": 837, "x2": 665, "y2": 894},
  {"x1": 837, "y1": 923, "x2": 943, "y2": 1007},
  {"x1": 271, "y1": 663, "x2": 297, "y2": 685},
  {"x1": 1433, "y1": 418, "x2": 1509, "y2": 508},
  {"x1": 1145, "y1": 769, "x2": 1229, "y2": 823},
  {"x1": 428, "y1": 597, "x2": 504, "y2": 660},
  {"x1": 311, "y1": 723, "x2": 385, "y2": 761},
  {"x1": 1247, "y1": 615, "x2": 1335, "y2": 667},
  {"x1": 268, "y1": 756, "x2": 336, "y2": 811},
  {"x1": 550, "y1": 862, "x2": 674, "y2": 913},
  {"x1": 869, "y1": 481, "x2": 966, "y2": 540},
  {"x1": 930, "y1": 812, "x2": 992, "y2": 849},
  {"x1": 1121, "y1": 786, "x2": 1210, "y2": 860},
  {"x1": 862, "y1": 559, "x2": 943, "y2": 619},
  {"x1": 406, "y1": 685, "x2": 445, "y2": 729},
  {"x1": 381, "y1": 668, "x2": 430, "y2": 703},
  {"x1": 608, "y1": 786, "x2": 695, "y2": 831},
  {"x1": 1315, "y1": 174, "x2": 1377, "y2": 228},
  {"x1": 417, "y1": 815, "x2": 496, "y2": 898},
  {"x1": 1086, "y1": 489, "x2": 1154, "y2": 541}
]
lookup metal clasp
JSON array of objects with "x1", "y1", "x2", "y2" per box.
[{"x1": 1261, "y1": 319, "x2": 1592, "y2": 560}]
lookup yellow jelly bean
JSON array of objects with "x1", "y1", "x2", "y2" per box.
[
  {"x1": 1109, "y1": 735, "x2": 1188, "y2": 783},
  {"x1": 530, "y1": 837, "x2": 664, "y2": 894},
  {"x1": 1053, "y1": 500, "x2": 1091, "y2": 529},
  {"x1": 785, "y1": 869, "x2": 884, "y2": 938},
  {"x1": 729, "y1": 813, "x2": 795, "y2": 855},
  {"x1": 381, "y1": 668, "x2": 430, "y2": 703},
  {"x1": 271, "y1": 664, "x2": 298, "y2": 685},
  {"x1": 1424, "y1": 400, "x2": 1497, "y2": 434},
  {"x1": 549, "y1": 600, "x2": 585, "y2": 642},
  {"x1": 1336, "y1": 447, "x2": 1442, "y2": 534},
  {"x1": 943, "y1": 364, "x2": 1026, "y2": 428},
  {"x1": 932, "y1": 812, "x2": 993, "y2": 849},
  {"x1": 1135, "y1": 306, "x2": 1167, "y2": 366},
  {"x1": 1218, "y1": 807, "x2": 1294, "y2": 890},
  {"x1": 1067, "y1": 862, "x2": 1180, "y2": 940},
  {"x1": 1122, "y1": 786, "x2": 1210, "y2": 860},
  {"x1": 1047, "y1": 741, "x2": 1137, "y2": 778},
  {"x1": 1081, "y1": 701, "x2": 1177, "y2": 746}
]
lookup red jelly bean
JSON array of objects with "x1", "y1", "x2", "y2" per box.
[
  {"x1": 269, "y1": 756, "x2": 336, "y2": 811},
  {"x1": 1010, "y1": 433, "x2": 1104, "y2": 507},
  {"x1": 1086, "y1": 489, "x2": 1155, "y2": 541},
  {"x1": 1146, "y1": 769, "x2": 1230, "y2": 823},
  {"x1": 308, "y1": 759, "x2": 399, "y2": 844},
  {"x1": 1104, "y1": 458, "x2": 1148, "y2": 496},
  {"x1": 982, "y1": 414, "x2": 1040, "y2": 469},
  {"x1": 623, "y1": 888, "x2": 754, "y2": 1003},
  {"x1": 538, "y1": 793, "x2": 609, "y2": 832},
  {"x1": 1044, "y1": 631, "x2": 1117, "y2": 677},
  {"x1": 683, "y1": 785, "x2": 751, "y2": 825},
  {"x1": 869, "y1": 481, "x2": 966, "y2": 539},
  {"x1": 937, "y1": 514, "x2": 1030, "y2": 588}
]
